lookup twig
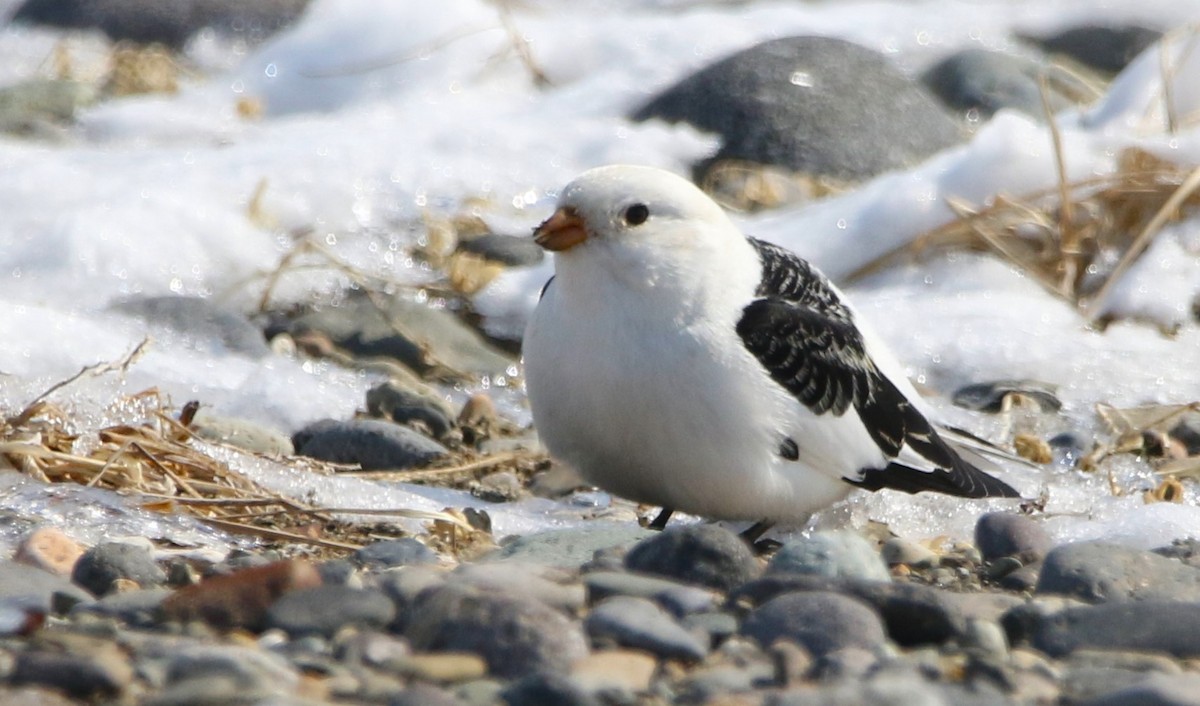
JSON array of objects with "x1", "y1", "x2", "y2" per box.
[
  {"x1": 298, "y1": 23, "x2": 501, "y2": 78},
  {"x1": 1039, "y1": 72, "x2": 1076, "y2": 298},
  {"x1": 7, "y1": 338, "x2": 150, "y2": 427}
]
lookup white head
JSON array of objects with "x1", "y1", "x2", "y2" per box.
[{"x1": 533, "y1": 165, "x2": 743, "y2": 288}]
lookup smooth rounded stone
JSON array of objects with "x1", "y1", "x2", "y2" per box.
[
  {"x1": 391, "y1": 683, "x2": 467, "y2": 706},
  {"x1": 922, "y1": 48, "x2": 1065, "y2": 120},
  {"x1": 189, "y1": 410, "x2": 293, "y2": 456},
  {"x1": 570, "y1": 649, "x2": 657, "y2": 697},
  {"x1": 453, "y1": 679, "x2": 506, "y2": 706},
  {"x1": 162, "y1": 559, "x2": 321, "y2": 631},
  {"x1": 633, "y1": 36, "x2": 962, "y2": 182},
  {"x1": 1062, "y1": 649, "x2": 1183, "y2": 703},
  {"x1": 677, "y1": 661, "x2": 774, "y2": 703},
  {"x1": 456, "y1": 233, "x2": 545, "y2": 267},
  {"x1": 961, "y1": 619, "x2": 1009, "y2": 658},
  {"x1": 1048, "y1": 431, "x2": 1089, "y2": 466},
  {"x1": 1021, "y1": 601, "x2": 1200, "y2": 658},
  {"x1": 585, "y1": 595, "x2": 708, "y2": 661},
  {"x1": 771, "y1": 670, "x2": 953, "y2": 706},
  {"x1": 741, "y1": 591, "x2": 886, "y2": 656},
  {"x1": 316, "y1": 559, "x2": 360, "y2": 587},
  {"x1": 11, "y1": 650, "x2": 131, "y2": 699},
  {"x1": 472, "y1": 471, "x2": 524, "y2": 503},
  {"x1": 406, "y1": 584, "x2": 589, "y2": 678},
  {"x1": 998, "y1": 561, "x2": 1041, "y2": 592},
  {"x1": 377, "y1": 566, "x2": 446, "y2": 632},
  {"x1": 1022, "y1": 24, "x2": 1163, "y2": 74},
  {"x1": 624, "y1": 524, "x2": 760, "y2": 593},
  {"x1": 951, "y1": 379, "x2": 1062, "y2": 413},
  {"x1": 365, "y1": 381, "x2": 456, "y2": 440},
  {"x1": 584, "y1": 570, "x2": 715, "y2": 616},
  {"x1": 71, "y1": 541, "x2": 166, "y2": 596},
  {"x1": 484, "y1": 525, "x2": 656, "y2": 568},
  {"x1": 12, "y1": 0, "x2": 310, "y2": 49},
  {"x1": 0, "y1": 686, "x2": 79, "y2": 706},
  {"x1": 881, "y1": 538, "x2": 938, "y2": 568},
  {"x1": 974, "y1": 512, "x2": 1052, "y2": 563},
  {"x1": 109, "y1": 295, "x2": 270, "y2": 358},
  {"x1": 1036, "y1": 541, "x2": 1200, "y2": 603},
  {"x1": 0, "y1": 560, "x2": 92, "y2": 614},
  {"x1": 500, "y1": 673, "x2": 598, "y2": 706},
  {"x1": 769, "y1": 530, "x2": 891, "y2": 581},
  {"x1": 683, "y1": 610, "x2": 739, "y2": 647},
  {"x1": 14, "y1": 527, "x2": 83, "y2": 577},
  {"x1": 266, "y1": 586, "x2": 396, "y2": 638},
  {"x1": 354, "y1": 538, "x2": 438, "y2": 569},
  {"x1": 163, "y1": 644, "x2": 298, "y2": 690},
  {"x1": 73, "y1": 587, "x2": 171, "y2": 628},
  {"x1": 283, "y1": 294, "x2": 514, "y2": 378},
  {"x1": 388, "y1": 653, "x2": 488, "y2": 684},
  {"x1": 453, "y1": 563, "x2": 585, "y2": 613},
  {"x1": 1078, "y1": 673, "x2": 1200, "y2": 706},
  {"x1": 292, "y1": 418, "x2": 449, "y2": 471}
]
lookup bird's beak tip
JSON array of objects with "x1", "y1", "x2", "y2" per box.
[{"x1": 533, "y1": 206, "x2": 588, "y2": 252}]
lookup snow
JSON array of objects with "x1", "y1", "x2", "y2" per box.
[{"x1": 1, "y1": 1, "x2": 1200, "y2": 556}]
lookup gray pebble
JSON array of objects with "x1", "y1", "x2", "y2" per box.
[
  {"x1": 583, "y1": 570, "x2": 715, "y2": 616},
  {"x1": 624, "y1": 524, "x2": 760, "y2": 593},
  {"x1": 974, "y1": 513, "x2": 1051, "y2": 563},
  {"x1": 406, "y1": 584, "x2": 589, "y2": 677},
  {"x1": 109, "y1": 295, "x2": 270, "y2": 358},
  {"x1": 316, "y1": 559, "x2": 360, "y2": 586},
  {"x1": 376, "y1": 566, "x2": 445, "y2": 632},
  {"x1": 1077, "y1": 673, "x2": 1200, "y2": 706},
  {"x1": 585, "y1": 595, "x2": 708, "y2": 661},
  {"x1": 880, "y1": 538, "x2": 938, "y2": 568},
  {"x1": 1023, "y1": 600, "x2": 1200, "y2": 658},
  {"x1": 72, "y1": 588, "x2": 171, "y2": 628},
  {"x1": 71, "y1": 541, "x2": 166, "y2": 596},
  {"x1": 266, "y1": 586, "x2": 396, "y2": 637},
  {"x1": 472, "y1": 471, "x2": 523, "y2": 503},
  {"x1": 457, "y1": 234, "x2": 545, "y2": 267},
  {"x1": 190, "y1": 410, "x2": 294, "y2": 456},
  {"x1": 365, "y1": 381, "x2": 455, "y2": 439},
  {"x1": 500, "y1": 672, "x2": 598, "y2": 706},
  {"x1": 1062, "y1": 649, "x2": 1183, "y2": 703},
  {"x1": 770, "y1": 530, "x2": 891, "y2": 581},
  {"x1": 392, "y1": 683, "x2": 467, "y2": 706},
  {"x1": 1036, "y1": 542, "x2": 1200, "y2": 603},
  {"x1": 683, "y1": 611, "x2": 739, "y2": 647},
  {"x1": 353, "y1": 538, "x2": 438, "y2": 569},
  {"x1": 922, "y1": 49, "x2": 1062, "y2": 121},
  {"x1": 292, "y1": 418, "x2": 448, "y2": 471},
  {"x1": 0, "y1": 561, "x2": 92, "y2": 613},
  {"x1": 11, "y1": 650, "x2": 130, "y2": 699},
  {"x1": 1022, "y1": 24, "x2": 1163, "y2": 74},
  {"x1": 453, "y1": 563, "x2": 585, "y2": 613},
  {"x1": 741, "y1": 591, "x2": 886, "y2": 656}
]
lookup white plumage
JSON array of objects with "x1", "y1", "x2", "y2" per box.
[{"x1": 523, "y1": 165, "x2": 1017, "y2": 525}]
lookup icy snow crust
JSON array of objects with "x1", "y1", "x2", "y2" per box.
[{"x1": 1, "y1": 0, "x2": 1199, "y2": 553}]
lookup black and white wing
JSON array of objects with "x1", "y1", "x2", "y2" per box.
[{"x1": 736, "y1": 238, "x2": 1019, "y2": 499}]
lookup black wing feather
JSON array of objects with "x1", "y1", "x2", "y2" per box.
[{"x1": 739, "y1": 238, "x2": 1018, "y2": 499}]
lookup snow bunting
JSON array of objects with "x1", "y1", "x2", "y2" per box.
[{"x1": 523, "y1": 165, "x2": 1018, "y2": 532}]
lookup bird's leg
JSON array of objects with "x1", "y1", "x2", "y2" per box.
[
  {"x1": 740, "y1": 519, "x2": 774, "y2": 543},
  {"x1": 648, "y1": 507, "x2": 674, "y2": 531}
]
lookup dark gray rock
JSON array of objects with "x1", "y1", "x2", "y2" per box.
[
  {"x1": 377, "y1": 566, "x2": 445, "y2": 632},
  {"x1": 456, "y1": 234, "x2": 545, "y2": 267},
  {"x1": 485, "y1": 525, "x2": 655, "y2": 568},
  {"x1": 292, "y1": 418, "x2": 448, "y2": 471},
  {"x1": 584, "y1": 570, "x2": 715, "y2": 617},
  {"x1": 72, "y1": 587, "x2": 171, "y2": 628},
  {"x1": 1036, "y1": 542, "x2": 1200, "y2": 603},
  {"x1": 683, "y1": 611, "x2": 739, "y2": 647},
  {"x1": 365, "y1": 381, "x2": 455, "y2": 439},
  {"x1": 266, "y1": 586, "x2": 396, "y2": 637},
  {"x1": 974, "y1": 513, "x2": 1052, "y2": 562},
  {"x1": 155, "y1": 644, "x2": 297, "y2": 705},
  {"x1": 500, "y1": 673, "x2": 598, "y2": 706},
  {"x1": 71, "y1": 541, "x2": 166, "y2": 596},
  {"x1": 768, "y1": 530, "x2": 890, "y2": 581},
  {"x1": 282, "y1": 294, "x2": 514, "y2": 378},
  {"x1": 316, "y1": 559, "x2": 358, "y2": 586},
  {"x1": 0, "y1": 561, "x2": 92, "y2": 614},
  {"x1": 1062, "y1": 650, "x2": 1183, "y2": 703},
  {"x1": 951, "y1": 379, "x2": 1061, "y2": 413},
  {"x1": 354, "y1": 538, "x2": 438, "y2": 569},
  {"x1": 1022, "y1": 601, "x2": 1200, "y2": 658},
  {"x1": 1048, "y1": 431, "x2": 1090, "y2": 466},
  {"x1": 998, "y1": 560, "x2": 1041, "y2": 592},
  {"x1": 624, "y1": 524, "x2": 759, "y2": 593},
  {"x1": 741, "y1": 591, "x2": 886, "y2": 656},
  {"x1": 1078, "y1": 673, "x2": 1200, "y2": 706},
  {"x1": 1023, "y1": 25, "x2": 1163, "y2": 74},
  {"x1": 406, "y1": 584, "x2": 589, "y2": 677},
  {"x1": 110, "y1": 295, "x2": 270, "y2": 358},
  {"x1": 922, "y1": 49, "x2": 1064, "y2": 120},
  {"x1": 633, "y1": 36, "x2": 962, "y2": 182},
  {"x1": 12, "y1": 0, "x2": 311, "y2": 49},
  {"x1": 11, "y1": 650, "x2": 129, "y2": 699},
  {"x1": 585, "y1": 595, "x2": 708, "y2": 661}
]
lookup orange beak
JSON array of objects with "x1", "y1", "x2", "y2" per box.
[{"x1": 533, "y1": 206, "x2": 588, "y2": 252}]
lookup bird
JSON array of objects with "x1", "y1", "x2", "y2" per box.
[{"x1": 522, "y1": 165, "x2": 1019, "y2": 537}]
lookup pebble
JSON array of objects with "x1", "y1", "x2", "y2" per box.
[
  {"x1": 13, "y1": 527, "x2": 83, "y2": 577},
  {"x1": 633, "y1": 36, "x2": 962, "y2": 182},
  {"x1": 499, "y1": 673, "x2": 599, "y2": 706},
  {"x1": 292, "y1": 417, "x2": 449, "y2": 471},
  {"x1": 353, "y1": 538, "x2": 438, "y2": 569},
  {"x1": 880, "y1": 537, "x2": 939, "y2": 569},
  {"x1": 1022, "y1": 24, "x2": 1163, "y2": 74},
  {"x1": 453, "y1": 562, "x2": 585, "y2": 613},
  {"x1": 189, "y1": 410, "x2": 294, "y2": 456},
  {"x1": 1077, "y1": 673, "x2": 1200, "y2": 706},
  {"x1": 570, "y1": 649, "x2": 657, "y2": 695},
  {"x1": 472, "y1": 471, "x2": 524, "y2": 502},
  {"x1": 266, "y1": 585, "x2": 396, "y2": 637},
  {"x1": 585, "y1": 595, "x2": 709, "y2": 661},
  {"x1": 389, "y1": 652, "x2": 489, "y2": 683},
  {"x1": 365, "y1": 381, "x2": 456, "y2": 440},
  {"x1": 71, "y1": 540, "x2": 166, "y2": 596},
  {"x1": 741, "y1": 591, "x2": 887, "y2": 656},
  {"x1": 392, "y1": 683, "x2": 468, "y2": 706},
  {"x1": 624, "y1": 524, "x2": 760, "y2": 593},
  {"x1": 0, "y1": 560, "x2": 92, "y2": 613},
  {"x1": 11, "y1": 649, "x2": 131, "y2": 700},
  {"x1": 769, "y1": 530, "x2": 892, "y2": 580},
  {"x1": 922, "y1": 48, "x2": 1063, "y2": 121},
  {"x1": 584, "y1": 570, "x2": 716, "y2": 616},
  {"x1": 974, "y1": 512, "x2": 1052, "y2": 563},
  {"x1": 1061, "y1": 649, "x2": 1183, "y2": 703},
  {"x1": 485, "y1": 525, "x2": 655, "y2": 568},
  {"x1": 456, "y1": 233, "x2": 545, "y2": 267},
  {"x1": 1036, "y1": 542, "x2": 1200, "y2": 602},
  {"x1": 74, "y1": 587, "x2": 172, "y2": 628},
  {"x1": 406, "y1": 584, "x2": 589, "y2": 677},
  {"x1": 109, "y1": 295, "x2": 271, "y2": 358},
  {"x1": 1022, "y1": 600, "x2": 1200, "y2": 658},
  {"x1": 161, "y1": 559, "x2": 322, "y2": 631}
]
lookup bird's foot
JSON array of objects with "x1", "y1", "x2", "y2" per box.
[{"x1": 646, "y1": 507, "x2": 674, "y2": 531}]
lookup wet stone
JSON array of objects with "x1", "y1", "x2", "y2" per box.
[
  {"x1": 741, "y1": 590, "x2": 886, "y2": 656},
  {"x1": 292, "y1": 418, "x2": 449, "y2": 471},
  {"x1": 624, "y1": 524, "x2": 760, "y2": 593},
  {"x1": 365, "y1": 381, "x2": 456, "y2": 440},
  {"x1": 768, "y1": 530, "x2": 891, "y2": 581},
  {"x1": 585, "y1": 595, "x2": 708, "y2": 661},
  {"x1": 71, "y1": 540, "x2": 166, "y2": 596},
  {"x1": 975, "y1": 512, "x2": 1052, "y2": 563},
  {"x1": 266, "y1": 585, "x2": 396, "y2": 638},
  {"x1": 353, "y1": 538, "x2": 438, "y2": 569},
  {"x1": 1036, "y1": 541, "x2": 1200, "y2": 603}
]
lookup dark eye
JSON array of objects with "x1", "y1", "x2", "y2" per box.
[{"x1": 622, "y1": 203, "x2": 649, "y2": 226}]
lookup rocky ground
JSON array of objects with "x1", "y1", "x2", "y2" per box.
[{"x1": 3, "y1": 510, "x2": 1200, "y2": 705}]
